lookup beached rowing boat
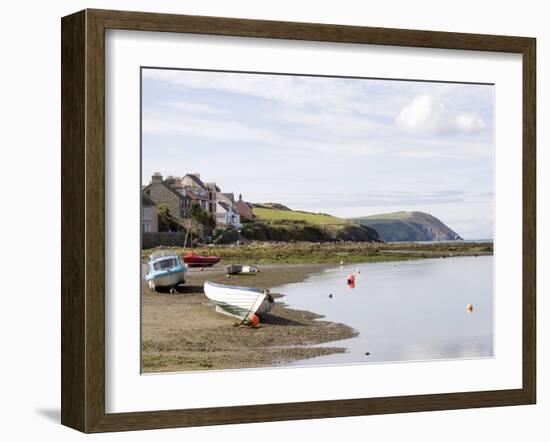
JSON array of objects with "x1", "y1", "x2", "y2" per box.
[
  {"x1": 203, "y1": 281, "x2": 274, "y2": 320},
  {"x1": 225, "y1": 264, "x2": 260, "y2": 275},
  {"x1": 182, "y1": 251, "x2": 221, "y2": 267},
  {"x1": 146, "y1": 251, "x2": 187, "y2": 293}
]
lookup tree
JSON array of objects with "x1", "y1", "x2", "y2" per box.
[
  {"x1": 190, "y1": 203, "x2": 216, "y2": 230},
  {"x1": 157, "y1": 204, "x2": 184, "y2": 232}
]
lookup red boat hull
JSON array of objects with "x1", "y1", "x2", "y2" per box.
[{"x1": 182, "y1": 253, "x2": 221, "y2": 267}]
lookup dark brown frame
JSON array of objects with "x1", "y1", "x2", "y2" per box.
[{"x1": 61, "y1": 9, "x2": 536, "y2": 433}]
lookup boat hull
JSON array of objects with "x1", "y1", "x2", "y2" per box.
[
  {"x1": 146, "y1": 271, "x2": 186, "y2": 290},
  {"x1": 183, "y1": 255, "x2": 221, "y2": 267},
  {"x1": 225, "y1": 264, "x2": 259, "y2": 275},
  {"x1": 204, "y1": 281, "x2": 273, "y2": 320}
]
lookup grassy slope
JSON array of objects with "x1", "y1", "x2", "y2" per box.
[
  {"x1": 354, "y1": 211, "x2": 413, "y2": 222},
  {"x1": 253, "y1": 207, "x2": 348, "y2": 225}
]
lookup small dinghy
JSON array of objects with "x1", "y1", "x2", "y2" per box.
[
  {"x1": 182, "y1": 251, "x2": 221, "y2": 267},
  {"x1": 145, "y1": 251, "x2": 186, "y2": 293},
  {"x1": 203, "y1": 281, "x2": 274, "y2": 320},
  {"x1": 225, "y1": 264, "x2": 260, "y2": 275}
]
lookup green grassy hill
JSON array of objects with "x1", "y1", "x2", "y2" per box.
[
  {"x1": 350, "y1": 211, "x2": 462, "y2": 242},
  {"x1": 253, "y1": 207, "x2": 348, "y2": 225},
  {"x1": 231, "y1": 205, "x2": 380, "y2": 243}
]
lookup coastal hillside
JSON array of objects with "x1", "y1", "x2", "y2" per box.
[
  {"x1": 225, "y1": 205, "x2": 381, "y2": 243},
  {"x1": 252, "y1": 205, "x2": 347, "y2": 225},
  {"x1": 350, "y1": 211, "x2": 462, "y2": 242}
]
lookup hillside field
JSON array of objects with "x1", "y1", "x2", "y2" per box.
[{"x1": 253, "y1": 207, "x2": 348, "y2": 225}]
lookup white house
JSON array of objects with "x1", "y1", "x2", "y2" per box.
[{"x1": 216, "y1": 201, "x2": 241, "y2": 228}]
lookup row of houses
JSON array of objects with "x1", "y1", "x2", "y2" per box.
[{"x1": 141, "y1": 172, "x2": 254, "y2": 234}]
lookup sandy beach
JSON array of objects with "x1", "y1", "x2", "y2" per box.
[{"x1": 141, "y1": 263, "x2": 358, "y2": 373}]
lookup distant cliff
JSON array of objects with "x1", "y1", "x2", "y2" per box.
[{"x1": 350, "y1": 211, "x2": 462, "y2": 242}]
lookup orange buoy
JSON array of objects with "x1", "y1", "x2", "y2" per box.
[
  {"x1": 466, "y1": 304, "x2": 474, "y2": 312},
  {"x1": 249, "y1": 314, "x2": 260, "y2": 327},
  {"x1": 347, "y1": 274, "x2": 355, "y2": 284}
]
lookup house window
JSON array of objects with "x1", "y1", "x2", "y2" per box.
[
  {"x1": 143, "y1": 222, "x2": 152, "y2": 233},
  {"x1": 142, "y1": 207, "x2": 151, "y2": 220}
]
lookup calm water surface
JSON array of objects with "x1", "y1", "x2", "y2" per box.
[{"x1": 273, "y1": 256, "x2": 493, "y2": 367}]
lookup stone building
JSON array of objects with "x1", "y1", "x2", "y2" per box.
[
  {"x1": 204, "y1": 182, "x2": 220, "y2": 215},
  {"x1": 141, "y1": 193, "x2": 158, "y2": 233},
  {"x1": 143, "y1": 172, "x2": 191, "y2": 220},
  {"x1": 178, "y1": 173, "x2": 219, "y2": 215}
]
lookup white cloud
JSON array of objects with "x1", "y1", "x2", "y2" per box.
[
  {"x1": 142, "y1": 109, "x2": 386, "y2": 158},
  {"x1": 142, "y1": 111, "x2": 272, "y2": 141},
  {"x1": 453, "y1": 113, "x2": 487, "y2": 133},
  {"x1": 143, "y1": 68, "x2": 370, "y2": 114},
  {"x1": 163, "y1": 101, "x2": 226, "y2": 115},
  {"x1": 395, "y1": 94, "x2": 487, "y2": 135}
]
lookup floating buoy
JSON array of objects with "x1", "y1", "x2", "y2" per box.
[
  {"x1": 347, "y1": 274, "x2": 355, "y2": 284},
  {"x1": 357, "y1": 270, "x2": 361, "y2": 274},
  {"x1": 249, "y1": 314, "x2": 260, "y2": 327},
  {"x1": 467, "y1": 304, "x2": 474, "y2": 312},
  {"x1": 365, "y1": 352, "x2": 370, "y2": 356},
  {"x1": 329, "y1": 293, "x2": 333, "y2": 298}
]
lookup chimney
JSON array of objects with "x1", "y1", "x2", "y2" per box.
[
  {"x1": 151, "y1": 172, "x2": 162, "y2": 183},
  {"x1": 165, "y1": 175, "x2": 176, "y2": 187}
]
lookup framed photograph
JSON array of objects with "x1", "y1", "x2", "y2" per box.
[{"x1": 61, "y1": 9, "x2": 536, "y2": 433}]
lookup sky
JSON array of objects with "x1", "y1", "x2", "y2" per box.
[{"x1": 142, "y1": 68, "x2": 494, "y2": 239}]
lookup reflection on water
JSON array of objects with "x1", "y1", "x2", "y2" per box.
[{"x1": 273, "y1": 256, "x2": 493, "y2": 367}]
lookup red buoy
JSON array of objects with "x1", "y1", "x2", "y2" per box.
[
  {"x1": 249, "y1": 314, "x2": 260, "y2": 327},
  {"x1": 347, "y1": 274, "x2": 355, "y2": 284}
]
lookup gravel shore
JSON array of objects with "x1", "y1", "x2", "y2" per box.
[{"x1": 141, "y1": 263, "x2": 358, "y2": 373}]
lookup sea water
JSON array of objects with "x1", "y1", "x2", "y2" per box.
[{"x1": 273, "y1": 255, "x2": 493, "y2": 367}]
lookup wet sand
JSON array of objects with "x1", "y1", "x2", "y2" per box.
[{"x1": 141, "y1": 264, "x2": 358, "y2": 373}]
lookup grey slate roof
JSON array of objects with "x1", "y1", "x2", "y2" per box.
[
  {"x1": 222, "y1": 192, "x2": 235, "y2": 203},
  {"x1": 183, "y1": 173, "x2": 207, "y2": 189},
  {"x1": 217, "y1": 201, "x2": 231, "y2": 212},
  {"x1": 143, "y1": 181, "x2": 189, "y2": 202},
  {"x1": 142, "y1": 192, "x2": 156, "y2": 206},
  {"x1": 204, "y1": 182, "x2": 221, "y2": 192}
]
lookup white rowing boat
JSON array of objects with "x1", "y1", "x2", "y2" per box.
[
  {"x1": 225, "y1": 264, "x2": 260, "y2": 275},
  {"x1": 203, "y1": 281, "x2": 274, "y2": 320}
]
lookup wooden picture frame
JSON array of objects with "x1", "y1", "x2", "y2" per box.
[{"x1": 61, "y1": 8, "x2": 536, "y2": 433}]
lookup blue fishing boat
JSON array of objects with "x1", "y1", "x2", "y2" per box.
[{"x1": 145, "y1": 251, "x2": 187, "y2": 293}]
